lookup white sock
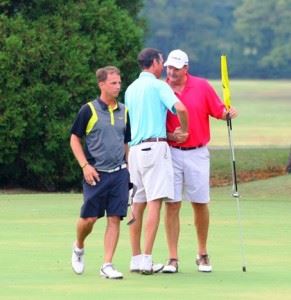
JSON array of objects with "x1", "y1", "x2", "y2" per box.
[
  {"x1": 102, "y1": 262, "x2": 112, "y2": 268},
  {"x1": 143, "y1": 254, "x2": 152, "y2": 260},
  {"x1": 74, "y1": 244, "x2": 84, "y2": 253},
  {"x1": 132, "y1": 254, "x2": 142, "y2": 263}
]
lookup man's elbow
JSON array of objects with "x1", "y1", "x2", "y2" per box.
[
  {"x1": 174, "y1": 101, "x2": 187, "y2": 114},
  {"x1": 70, "y1": 134, "x2": 80, "y2": 149}
]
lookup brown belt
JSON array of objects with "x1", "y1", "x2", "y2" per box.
[
  {"x1": 141, "y1": 137, "x2": 167, "y2": 143},
  {"x1": 171, "y1": 144, "x2": 204, "y2": 151}
]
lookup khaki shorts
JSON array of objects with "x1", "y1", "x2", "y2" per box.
[
  {"x1": 128, "y1": 142, "x2": 174, "y2": 202},
  {"x1": 168, "y1": 146, "x2": 210, "y2": 203}
]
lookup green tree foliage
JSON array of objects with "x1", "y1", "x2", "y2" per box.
[
  {"x1": 142, "y1": 0, "x2": 243, "y2": 77},
  {"x1": 142, "y1": 0, "x2": 291, "y2": 78},
  {"x1": 115, "y1": 0, "x2": 143, "y2": 18},
  {"x1": 0, "y1": 0, "x2": 143, "y2": 190},
  {"x1": 234, "y1": 0, "x2": 291, "y2": 77}
]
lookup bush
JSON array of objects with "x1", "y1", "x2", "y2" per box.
[{"x1": 0, "y1": 0, "x2": 143, "y2": 191}]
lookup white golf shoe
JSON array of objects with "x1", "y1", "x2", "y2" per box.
[
  {"x1": 196, "y1": 254, "x2": 212, "y2": 272},
  {"x1": 71, "y1": 245, "x2": 85, "y2": 275},
  {"x1": 100, "y1": 263, "x2": 123, "y2": 279},
  {"x1": 140, "y1": 254, "x2": 153, "y2": 275},
  {"x1": 130, "y1": 254, "x2": 163, "y2": 274},
  {"x1": 162, "y1": 258, "x2": 179, "y2": 273},
  {"x1": 152, "y1": 263, "x2": 164, "y2": 273},
  {"x1": 130, "y1": 254, "x2": 142, "y2": 273}
]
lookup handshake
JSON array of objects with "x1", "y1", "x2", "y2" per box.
[{"x1": 170, "y1": 127, "x2": 189, "y2": 144}]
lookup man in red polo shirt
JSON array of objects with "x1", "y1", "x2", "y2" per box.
[{"x1": 162, "y1": 49, "x2": 238, "y2": 273}]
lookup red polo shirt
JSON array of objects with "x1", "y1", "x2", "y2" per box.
[{"x1": 166, "y1": 74, "x2": 225, "y2": 147}]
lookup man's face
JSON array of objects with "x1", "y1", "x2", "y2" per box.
[
  {"x1": 99, "y1": 73, "x2": 121, "y2": 98},
  {"x1": 166, "y1": 65, "x2": 187, "y2": 83}
]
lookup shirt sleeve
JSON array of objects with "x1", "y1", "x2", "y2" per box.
[
  {"x1": 158, "y1": 81, "x2": 179, "y2": 114},
  {"x1": 70, "y1": 104, "x2": 92, "y2": 138},
  {"x1": 124, "y1": 111, "x2": 131, "y2": 143},
  {"x1": 205, "y1": 81, "x2": 225, "y2": 119}
]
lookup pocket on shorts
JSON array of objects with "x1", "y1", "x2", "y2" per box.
[{"x1": 141, "y1": 147, "x2": 154, "y2": 168}]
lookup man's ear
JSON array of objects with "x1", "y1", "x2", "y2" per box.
[
  {"x1": 183, "y1": 65, "x2": 189, "y2": 74},
  {"x1": 152, "y1": 58, "x2": 159, "y2": 66}
]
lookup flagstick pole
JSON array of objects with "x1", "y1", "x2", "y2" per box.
[
  {"x1": 221, "y1": 55, "x2": 247, "y2": 272},
  {"x1": 226, "y1": 113, "x2": 246, "y2": 272}
]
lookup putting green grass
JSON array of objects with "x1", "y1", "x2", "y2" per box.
[
  {"x1": 209, "y1": 80, "x2": 291, "y2": 146},
  {"x1": 1, "y1": 175, "x2": 290, "y2": 300}
]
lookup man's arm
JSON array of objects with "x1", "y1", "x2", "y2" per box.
[
  {"x1": 70, "y1": 134, "x2": 100, "y2": 184},
  {"x1": 124, "y1": 144, "x2": 129, "y2": 164},
  {"x1": 170, "y1": 101, "x2": 189, "y2": 143},
  {"x1": 124, "y1": 111, "x2": 131, "y2": 164},
  {"x1": 174, "y1": 101, "x2": 188, "y2": 132},
  {"x1": 70, "y1": 134, "x2": 88, "y2": 168}
]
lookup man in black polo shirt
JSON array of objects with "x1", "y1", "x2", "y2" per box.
[{"x1": 70, "y1": 66, "x2": 131, "y2": 279}]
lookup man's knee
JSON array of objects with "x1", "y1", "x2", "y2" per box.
[
  {"x1": 107, "y1": 216, "x2": 120, "y2": 225},
  {"x1": 166, "y1": 202, "x2": 181, "y2": 215},
  {"x1": 81, "y1": 217, "x2": 97, "y2": 226},
  {"x1": 192, "y1": 202, "x2": 208, "y2": 211}
]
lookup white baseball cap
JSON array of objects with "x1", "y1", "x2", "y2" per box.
[{"x1": 164, "y1": 49, "x2": 189, "y2": 69}]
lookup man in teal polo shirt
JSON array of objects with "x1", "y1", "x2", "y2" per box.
[{"x1": 125, "y1": 48, "x2": 189, "y2": 274}]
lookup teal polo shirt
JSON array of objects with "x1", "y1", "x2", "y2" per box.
[{"x1": 125, "y1": 72, "x2": 178, "y2": 146}]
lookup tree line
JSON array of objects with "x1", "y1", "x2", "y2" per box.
[
  {"x1": 0, "y1": 0, "x2": 290, "y2": 191},
  {"x1": 143, "y1": 0, "x2": 291, "y2": 78}
]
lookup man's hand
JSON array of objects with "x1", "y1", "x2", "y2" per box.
[
  {"x1": 173, "y1": 127, "x2": 189, "y2": 143},
  {"x1": 83, "y1": 164, "x2": 100, "y2": 186},
  {"x1": 223, "y1": 106, "x2": 238, "y2": 120}
]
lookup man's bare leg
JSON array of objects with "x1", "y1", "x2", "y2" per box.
[
  {"x1": 76, "y1": 217, "x2": 97, "y2": 249},
  {"x1": 164, "y1": 202, "x2": 181, "y2": 259},
  {"x1": 104, "y1": 216, "x2": 120, "y2": 263},
  {"x1": 144, "y1": 199, "x2": 162, "y2": 254},
  {"x1": 192, "y1": 203, "x2": 209, "y2": 255},
  {"x1": 129, "y1": 202, "x2": 147, "y2": 256}
]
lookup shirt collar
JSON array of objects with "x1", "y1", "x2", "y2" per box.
[
  {"x1": 97, "y1": 98, "x2": 119, "y2": 111},
  {"x1": 139, "y1": 71, "x2": 156, "y2": 79}
]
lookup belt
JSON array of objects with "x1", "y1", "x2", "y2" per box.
[
  {"x1": 171, "y1": 144, "x2": 204, "y2": 151},
  {"x1": 141, "y1": 137, "x2": 167, "y2": 143},
  {"x1": 98, "y1": 163, "x2": 127, "y2": 173}
]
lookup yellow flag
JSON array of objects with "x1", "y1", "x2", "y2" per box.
[{"x1": 221, "y1": 55, "x2": 231, "y2": 110}]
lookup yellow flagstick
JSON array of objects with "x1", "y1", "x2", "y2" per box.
[
  {"x1": 221, "y1": 55, "x2": 247, "y2": 272},
  {"x1": 221, "y1": 55, "x2": 231, "y2": 110}
]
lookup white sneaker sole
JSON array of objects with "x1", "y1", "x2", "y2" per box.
[
  {"x1": 198, "y1": 265, "x2": 212, "y2": 272},
  {"x1": 100, "y1": 269, "x2": 123, "y2": 279},
  {"x1": 72, "y1": 266, "x2": 84, "y2": 275},
  {"x1": 100, "y1": 273, "x2": 123, "y2": 279},
  {"x1": 130, "y1": 263, "x2": 164, "y2": 274},
  {"x1": 162, "y1": 265, "x2": 178, "y2": 273}
]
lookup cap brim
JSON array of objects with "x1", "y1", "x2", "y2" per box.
[{"x1": 164, "y1": 60, "x2": 186, "y2": 69}]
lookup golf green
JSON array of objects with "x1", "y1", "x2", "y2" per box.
[{"x1": 1, "y1": 175, "x2": 290, "y2": 300}]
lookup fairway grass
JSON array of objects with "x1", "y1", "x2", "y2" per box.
[
  {"x1": 1, "y1": 175, "x2": 291, "y2": 300},
  {"x1": 209, "y1": 80, "x2": 291, "y2": 146}
]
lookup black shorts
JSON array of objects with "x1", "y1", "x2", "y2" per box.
[{"x1": 81, "y1": 168, "x2": 129, "y2": 219}]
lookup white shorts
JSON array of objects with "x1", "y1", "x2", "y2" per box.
[
  {"x1": 128, "y1": 142, "x2": 174, "y2": 203},
  {"x1": 169, "y1": 146, "x2": 210, "y2": 203}
]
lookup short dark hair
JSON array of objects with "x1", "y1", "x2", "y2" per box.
[
  {"x1": 137, "y1": 48, "x2": 163, "y2": 69},
  {"x1": 96, "y1": 66, "x2": 120, "y2": 83}
]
